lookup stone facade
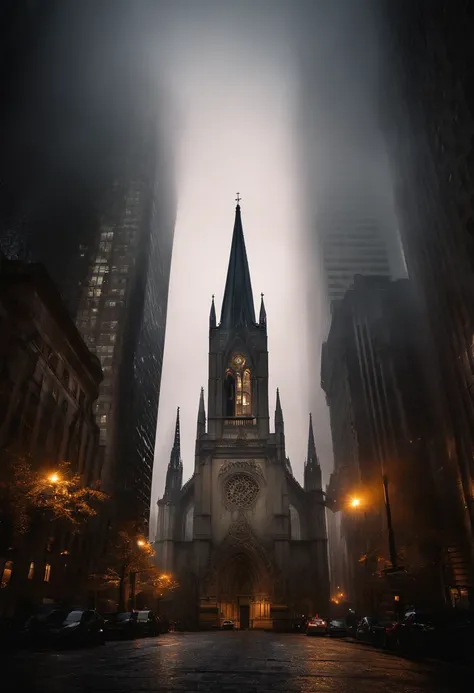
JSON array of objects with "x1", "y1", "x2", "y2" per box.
[
  {"x1": 0, "y1": 255, "x2": 103, "y2": 615},
  {"x1": 154, "y1": 205, "x2": 329, "y2": 629}
]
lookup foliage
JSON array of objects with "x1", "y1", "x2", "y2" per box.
[
  {"x1": 138, "y1": 571, "x2": 179, "y2": 598},
  {"x1": 89, "y1": 525, "x2": 156, "y2": 592},
  {"x1": 0, "y1": 455, "x2": 107, "y2": 537},
  {"x1": 89, "y1": 525, "x2": 178, "y2": 604}
]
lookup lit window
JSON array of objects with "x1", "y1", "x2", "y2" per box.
[
  {"x1": 1, "y1": 560, "x2": 13, "y2": 586},
  {"x1": 28, "y1": 562, "x2": 35, "y2": 580},
  {"x1": 100, "y1": 414, "x2": 107, "y2": 424},
  {"x1": 44, "y1": 564, "x2": 51, "y2": 582}
]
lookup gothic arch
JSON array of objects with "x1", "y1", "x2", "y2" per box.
[
  {"x1": 217, "y1": 549, "x2": 271, "y2": 598},
  {"x1": 224, "y1": 357, "x2": 253, "y2": 417},
  {"x1": 205, "y1": 516, "x2": 278, "y2": 600},
  {"x1": 222, "y1": 336, "x2": 255, "y2": 374}
]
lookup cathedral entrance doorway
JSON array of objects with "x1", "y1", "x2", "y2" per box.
[
  {"x1": 239, "y1": 604, "x2": 250, "y2": 629},
  {"x1": 215, "y1": 549, "x2": 273, "y2": 629}
]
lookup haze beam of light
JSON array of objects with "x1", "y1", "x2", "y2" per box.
[{"x1": 150, "y1": 4, "x2": 310, "y2": 532}]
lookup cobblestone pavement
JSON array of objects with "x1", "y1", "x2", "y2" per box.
[{"x1": 2, "y1": 632, "x2": 472, "y2": 692}]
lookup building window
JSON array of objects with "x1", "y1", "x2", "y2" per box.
[
  {"x1": 44, "y1": 564, "x2": 51, "y2": 582},
  {"x1": 1, "y1": 560, "x2": 13, "y2": 587},
  {"x1": 225, "y1": 355, "x2": 252, "y2": 417},
  {"x1": 100, "y1": 414, "x2": 107, "y2": 424},
  {"x1": 27, "y1": 562, "x2": 35, "y2": 580}
]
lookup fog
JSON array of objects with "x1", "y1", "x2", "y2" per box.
[
  {"x1": 150, "y1": 1, "x2": 309, "y2": 531},
  {"x1": 150, "y1": 0, "x2": 403, "y2": 531},
  {"x1": 0, "y1": 2, "x2": 402, "y2": 532}
]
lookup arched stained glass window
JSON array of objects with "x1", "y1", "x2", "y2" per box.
[{"x1": 225, "y1": 355, "x2": 252, "y2": 416}]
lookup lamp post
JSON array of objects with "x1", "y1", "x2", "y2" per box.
[{"x1": 129, "y1": 539, "x2": 149, "y2": 609}]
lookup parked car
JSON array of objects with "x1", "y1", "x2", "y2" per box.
[
  {"x1": 136, "y1": 610, "x2": 159, "y2": 637},
  {"x1": 52, "y1": 610, "x2": 105, "y2": 647},
  {"x1": 306, "y1": 617, "x2": 327, "y2": 636},
  {"x1": 24, "y1": 608, "x2": 104, "y2": 648},
  {"x1": 104, "y1": 612, "x2": 138, "y2": 640},
  {"x1": 356, "y1": 616, "x2": 398, "y2": 648},
  {"x1": 327, "y1": 619, "x2": 347, "y2": 637},
  {"x1": 23, "y1": 606, "x2": 74, "y2": 647},
  {"x1": 221, "y1": 619, "x2": 235, "y2": 630},
  {"x1": 389, "y1": 610, "x2": 474, "y2": 661}
]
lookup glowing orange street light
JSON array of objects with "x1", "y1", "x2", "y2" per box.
[
  {"x1": 48, "y1": 473, "x2": 60, "y2": 484},
  {"x1": 350, "y1": 497, "x2": 361, "y2": 509},
  {"x1": 137, "y1": 539, "x2": 146, "y2": 547}
]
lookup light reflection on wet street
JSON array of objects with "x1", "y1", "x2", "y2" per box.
[{"x1": 2, "y1": 631, "x2": 471, "y2": 692}]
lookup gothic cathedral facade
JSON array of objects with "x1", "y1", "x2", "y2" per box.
[{"x1": 154, "y1": 203, "x2": 329, "y2": 629}]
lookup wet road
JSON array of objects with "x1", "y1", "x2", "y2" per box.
[{"x1": 3, "y1": 631, "x2": 471, "y2": 692}]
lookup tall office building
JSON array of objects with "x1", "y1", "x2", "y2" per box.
[
  {"x1": 0, "y1": 1, "x2": 177, "y2": 525},
  {"x1": 76, "y1": 132, "x2": 175, "y2": 524},
  {"x1": 381, "y1": 0, "x2": 474, "y2": 603},
  {"x1": 322, "y1": 276, "x2": 441, "y2": 610},
  {"x1": 319, "y1": 185, "x2": 393, "y2": 308}
]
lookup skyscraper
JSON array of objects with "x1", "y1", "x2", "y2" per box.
[
  {"x1": 0, "y1": 2, "x2": 177, "y2": 525},
  {"x1": 322, "y1": 276, "x2": 442, "y2": 610},
  {"x1": 381, "y1": 0, "x2": 474, "y2": 605},
  {"x1": 76, "y1": 133, "x2": 175, "y2": 524},
  {"x1": 318, "y1": 183, "x2": 393, "y2": 308}
]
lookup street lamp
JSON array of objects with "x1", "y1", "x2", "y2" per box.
[
  {"x1": 349, "y1": 497, "x2": 362, "y2": 509},
  {"x1": 48, "y1": 473, "x2": 60, "y2": 484}
]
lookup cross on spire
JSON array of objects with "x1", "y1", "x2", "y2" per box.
[{"x1": 235, "y1": 192, "x2": 241, "y2": 205}]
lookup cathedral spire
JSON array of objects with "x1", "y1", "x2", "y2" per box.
[
  {"x1": 304, "y1": 413, "x2": 322, "y2": 491},
  {"x1": 275, "y1": 388, "x2": 284, "y2": 427},
  {"x1": 172, "y1": 406, "x2": 181, "y2": 462},
  {"x1": 165, "y1": 407, "x2": 183, "y2": 496},
  {"x1": 259, "y1": 293, "x2": 267, "y2": 327},
  {"x1": 307, "y1": 413, "x2": 319, "y2": 467},
  {"x1": 275, "y1": 388, "x2": 286, "y2": 463},
  {"x1": 196, "y1": 387, "x2": 206, "y2": 438},
  {"x1": 219, "y1": 201, "x2": 256, "y2": 329},
  {"x1": 209, "y1": 295, "x2": 216, "y2": 328}
]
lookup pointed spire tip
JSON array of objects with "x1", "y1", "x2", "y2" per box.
[{"x1": 220, "y1": 199, "x2": 256, "y2": 328}]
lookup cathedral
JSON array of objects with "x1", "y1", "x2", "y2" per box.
[{"x1": 154, "y1": 202, "x2": 329, "y2": 629}]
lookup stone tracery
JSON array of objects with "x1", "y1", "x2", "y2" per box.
[{"x1": 224, "y1": 473, "x2": 259, "y2": 509}]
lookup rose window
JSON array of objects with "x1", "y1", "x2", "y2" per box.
[{"x1": 224, "y1": 474, "x2": 259, "y2": 509}]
